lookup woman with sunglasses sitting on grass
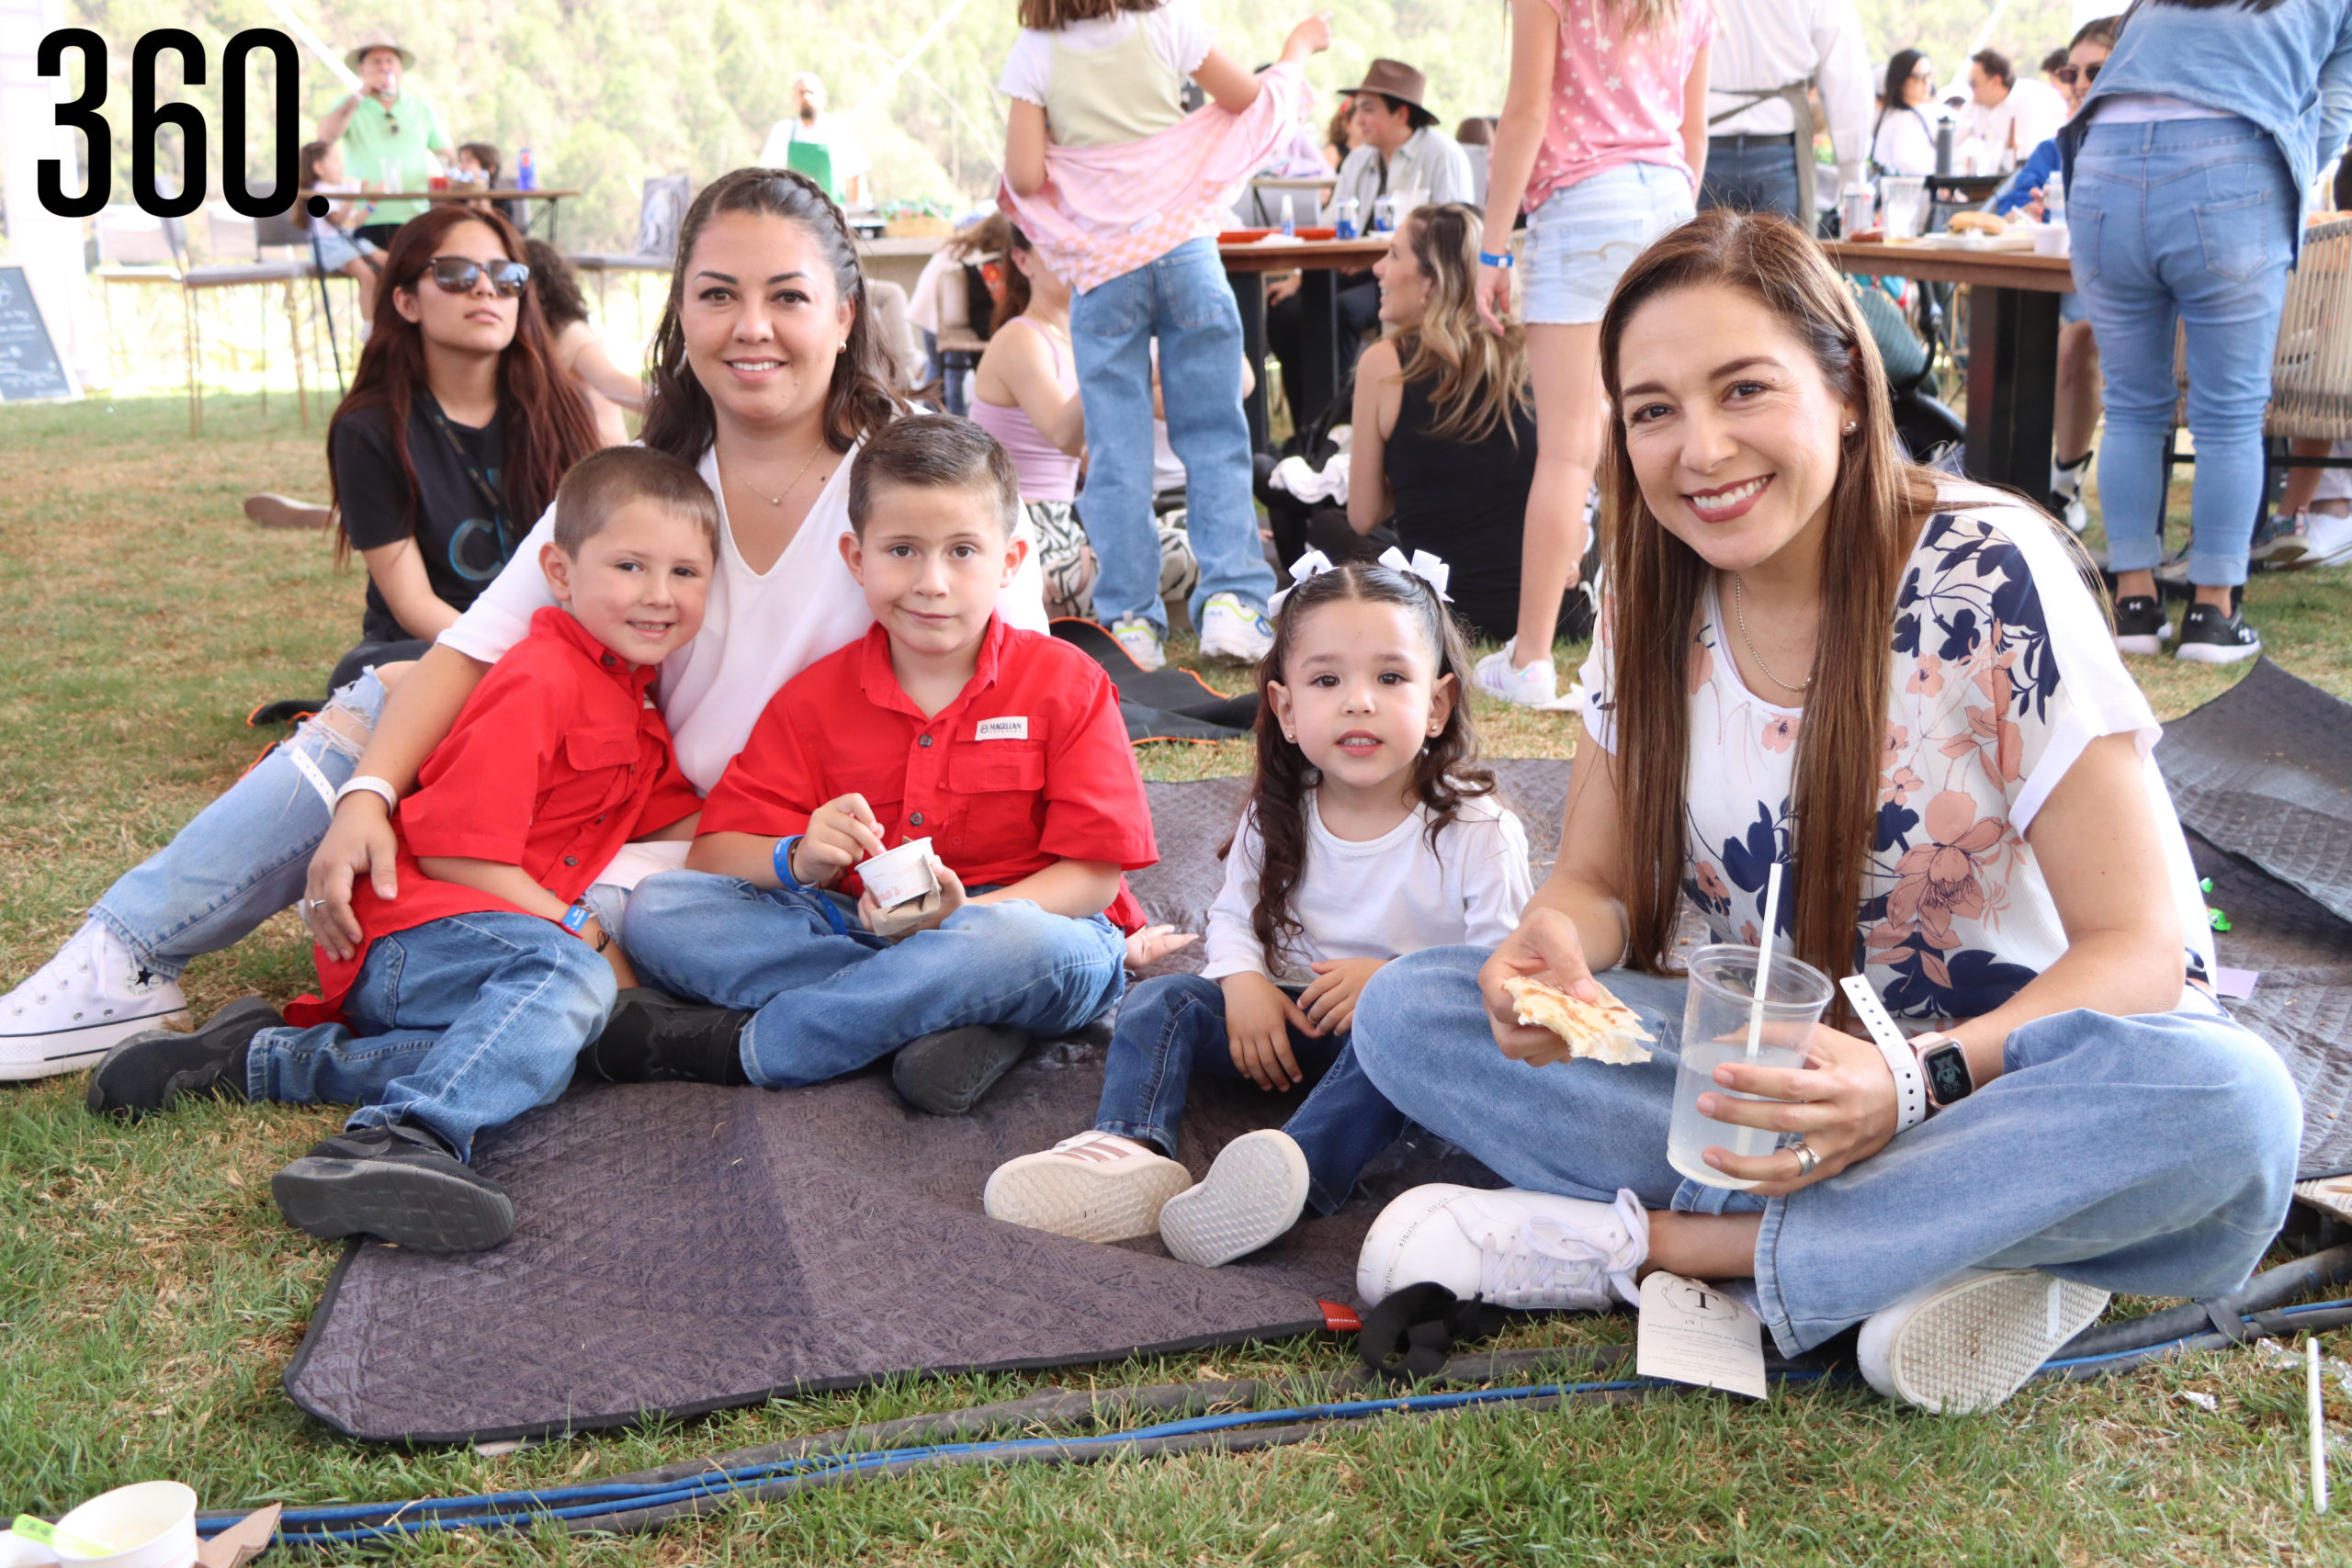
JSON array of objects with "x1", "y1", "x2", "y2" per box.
[{"x1": 0, "y1": 203, "x2": 599, "y2": 1078}]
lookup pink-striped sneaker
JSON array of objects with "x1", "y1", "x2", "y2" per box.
[{"x1": 984, "y1": 1131, "x2": 1192, "y2": 1244}]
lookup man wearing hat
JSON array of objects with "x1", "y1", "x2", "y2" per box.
[
  {"x1": 1268, "y1": 59, "x2": 1472, "y2": 426},
  {"x1": 316, "y1": 29, "x2": 454, "y2": 245}
]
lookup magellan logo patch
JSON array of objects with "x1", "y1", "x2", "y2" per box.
[{"x1": 976, "y1": 716, "x2": 1029, "y2": 740}]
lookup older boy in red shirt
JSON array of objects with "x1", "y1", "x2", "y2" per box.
[
  {"x1": 88, "y1": 448, "x2": 714, "y2": 1252},
  {"x1": 601, "y1": 416, "x2": 1156, "y2": 1115}
]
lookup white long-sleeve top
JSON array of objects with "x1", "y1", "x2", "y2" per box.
[
  {"x1": 1199, "y1": 791, "x2": 1534, "y2": 984},
  {"x1": 1705, "y1": 0, "x2": 1875, "y2": 176}
]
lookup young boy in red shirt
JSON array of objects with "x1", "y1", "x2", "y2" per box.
[
  {"x1": 87, "y1": 447, "x2": 715, "y2": 1253},
  {"x1": 600, "y1": 415, "x2": 1157, "y2": 1114}
]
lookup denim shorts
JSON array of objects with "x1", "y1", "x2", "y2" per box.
[
  {"x1": 1521, "y1": 161, "x2": 1697, "y2": 325},
  {"x1": 313, "y1": 231, "x2": 378, "y2": 272}
]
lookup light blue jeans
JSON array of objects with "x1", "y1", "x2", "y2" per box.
[
  {"x1": 1068, "y1": 238, "x2": 1273, "y2": 632},
  {"x1": 622, "y1": 871, "x2": 1128, "y2": 1089},
  {"x1": 2069, "y1": 118, "x2": 2298, "y2": 587},
  {"x1": 244, "y1": 909, "x2": 616, "y2": 1160},
  {"x1": 84, "y1": 670, "x2": 629, "y2": 979},
  {"x1": 1351, "y1": 948, "x2": 2301, "y2": 1358}
]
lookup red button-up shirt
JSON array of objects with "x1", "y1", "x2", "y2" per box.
[
  {"x1": 294, "y1": 606, "x2": 702, "y2": 1021},
  {"x1": 698, "y1": 616, "x2": 1157, "y2": 931}
]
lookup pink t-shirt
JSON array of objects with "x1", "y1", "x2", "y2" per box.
[{"x1": 1522, "y1": 0, "x2": 1714, "y2": 213}]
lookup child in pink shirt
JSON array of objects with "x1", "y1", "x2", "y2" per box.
[{"x1": 1474, "y1": 0, "x2": 1713, "y2": 712}]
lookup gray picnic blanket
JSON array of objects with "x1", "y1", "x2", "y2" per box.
[{"x1": 280, "y1": 761, "x2": 1569, "y2": 1443}]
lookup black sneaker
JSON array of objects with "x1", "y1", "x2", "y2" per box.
[
  {"x1": 85, "y1": 997, "x2": 281, "y2": 1120},
  {"x1": 583, "y1": 987, "x2": 751, "y2": 1085},
  {"x1": 892, "y1": 1023, "x2": 1034, "y2": 1116},
  {"x1": 2176, "y1": 601, "x2": 2263, "y2": 665},
  {"x1": 270, "y1": 1121, "x2": 515, "y2": 1252},
  {"x1": 2111, "y1": 595, "x2": 2172, "y2": 657}
]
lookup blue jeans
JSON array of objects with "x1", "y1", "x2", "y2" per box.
[
  {"x1": 1700, "y1": 136, "x2": 1804, "y2": 222},
  {"x1": 1094, "y1": 972, "x2": 1408, "y2": 1217},
  {"x1": 2070, "y1": 118, "x2": 2298, "y2": 587},
  {"x1": 1351, "y1": 948, "x2": 2301, "y2": 1358},
  {"x1": 83, "y1": 670, "x2": 633, "y2": 979},
  {"x1": 90, "y1": 671, "x2": 387, "y2": 980},
  {"x1": 244, "y1": 910, "x2": 616, "y2": 1160},
  {"x1": 623, "y1": 871, "x2": 1128, "y2": 1089},
  {"x1": 1067, "y1": 238, "x2": 1273, "y2": 631}
]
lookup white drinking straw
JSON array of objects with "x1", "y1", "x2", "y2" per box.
[
  {"x1": 1746, "y1": 862, "x2": 1785, "y2": 1062},
  {"x1": 2313, "y1": 1335, "x2": 2331, "y2": 1515}
]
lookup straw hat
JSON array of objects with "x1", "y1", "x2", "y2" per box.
[
  {"x1": 1351, "y1": 59, "x2": 1430, "y2": 114},
  {"x1": 344, "y1": 28, "x2": 415, "y2": 71}
]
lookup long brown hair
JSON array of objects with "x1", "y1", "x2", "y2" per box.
[
  {"x1": 1016, "y1": 0, "x2": 1163, "y2": 27},
  {"x1": 521, "y1": 238, "x2": 590, "y2": 332},
  {"x1": 1233, "y1": 560, "x2": 1492, "y2": 967},
  {"x1": 1599, "y1": 209, "x2": 1939, "y2": 989},
  {"x1": 638, "y1": 168, "x2": 899, "y2": 461},
  {"x1": 326, "y1": 204, "x2": 597, "y2": 561},
  {"x1": 1392, "y1": 203, "x2": 1531, "y2": 446}
]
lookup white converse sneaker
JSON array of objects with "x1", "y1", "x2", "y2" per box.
[
  {"x1": 1856, "y1": 1268, "x2": 2111, "y2": 1415},
  {"x1": 1356, "y1": 1183, "x2": 1649, "y2": 1311},
  {"x1": 1108, "y1": 617, "x2": 1167, "y2": 672},
  {"x1": 1473, "y1": 639, "x2": 1559, "y2": 708},
  {"x1": 0, "y1": 922, "x2": 189, "y2": 1081},
  {"x1": 1159, "y1": 1128, "x2": 1311, "y2": 1267},
  {"x1": 983, "y1": 1130, "x2": 1193, "y2": 1244},
  {"x1": 1197, "y1": 592, "x2": 1275, "y2": 662}
]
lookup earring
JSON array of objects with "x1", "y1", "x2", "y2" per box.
[
  {"x1": 1844, "y1": 421, "x2": 1859, "y2": 434},
  {"x1": 839, "y1": 341, "x2": 850, "y2": 352}
]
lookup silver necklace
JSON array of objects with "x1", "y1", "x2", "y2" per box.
[
  {"x1": 1732, "y1": 575, "x2": 1813, "y2": 694},
  {"x1": 739, "y1": 439, "x2": 826, "y2": 507}
]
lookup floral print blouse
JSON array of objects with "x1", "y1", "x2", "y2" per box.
[{"x1": 1580, "y1": 485, "x2": 2218, "y2": 1022}]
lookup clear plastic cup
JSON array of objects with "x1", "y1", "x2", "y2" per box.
[
  {"x1": 1880, "y1": 175, "x2": 1928, "y2": 240},
  {"x1": 1666, "y1": 943, "x2": 1835, "y2": 1190}
]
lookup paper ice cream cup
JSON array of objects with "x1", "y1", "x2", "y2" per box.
[
  {"x1": 51, "y1": 1482, "x2": 198, "y2": 1568},
  {"x1": 856, "y1": 838, "x2": 939, "y2": 908}
]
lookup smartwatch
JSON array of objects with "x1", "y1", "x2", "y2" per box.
[{"x1": 1910, "y1": 1031, "x2": 1975, "y2": 1113}]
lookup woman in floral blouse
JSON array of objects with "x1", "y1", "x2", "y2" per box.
[{"x1": 1348, "y1": 209, "x2": 2299, "y2": 1416}]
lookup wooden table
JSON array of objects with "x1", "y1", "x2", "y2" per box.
[
  {"x1": 1822, "y1": 240, "x2": 2075, "y2": 502},
  {"x1": 1222, "y1": 235, "x2": 1387, "y2": 450},
  {"x1": 369, "y1": 188, "x2": 581, "y2": 243}
]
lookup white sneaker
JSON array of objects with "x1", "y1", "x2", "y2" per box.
[
  {"x1": 1108, "y1": 617, "x2": 1167, "y2": 672},
  {"x1": 1355, "y1": 1183, "x2": 1648, "y2": 1311},
  {"x1": 1856, "y1": 1268, "x2": 2111, "y2": 1415},
  {"x1": 983, "y1": 1130, "x2": 1193, "y2": 1244},
  {"x1": 0, "y1": 922, "x2": 189, "y2": 1081},
  {"x1": 2299, "y1": 509, "x2": 2352, "y2": 569},
  {"x1": 1159, "y1": 1128, "x2": 1311, "y2": 1267},
  {"x1": 1473, "y1": 639, "x2": 1559, "y2": 708},
  {"x1": 1197, "y1": 592, "x2": 1274, "y2": 662}
]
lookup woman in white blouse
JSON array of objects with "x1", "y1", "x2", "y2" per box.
[
  {"x1": 1871, "y1": 49, "x2": 1942, "y2": 176},
  {"x1": 1346, "y1": 210, "x2": 2298, "y2": 1417},
  {"x1": 0, "y1": 169, "x2": 1048, "y2": 1076}
]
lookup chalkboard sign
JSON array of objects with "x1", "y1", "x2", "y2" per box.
[{"x1": 0, "y1": 265, "x2": 81, "y2": 404}]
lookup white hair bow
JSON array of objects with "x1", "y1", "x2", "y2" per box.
[
  {"x1": 1268, "y1": 548, "x2": 1335, "y2": 615},
  {"x1": 1378, "y1": 547, "x2": 1453, "y2": 603},
  {"x1": 1268, "y1": 546, "x2": 1455, "y2": 615}
]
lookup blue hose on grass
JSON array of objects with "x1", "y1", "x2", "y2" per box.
[{"x1": 206, "y1": 1294, "x2": 2352, "y2": 1547}]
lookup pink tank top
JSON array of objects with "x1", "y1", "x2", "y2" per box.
[{"x1": 969, "y1": 317, "x2": 1082, "y2": 503}]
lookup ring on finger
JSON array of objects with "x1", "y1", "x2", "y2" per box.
[{"x1": 1789, "y1": 1141, "x2": 1823, "y2": 1179}]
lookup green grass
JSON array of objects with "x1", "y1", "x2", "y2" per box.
[{"x1": 6, "y1": 395, "x2": 2352, "y2": 1562}]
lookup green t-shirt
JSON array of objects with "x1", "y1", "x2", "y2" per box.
[{"x1": 340, "y1": 90, "x2": 453, "y2": 227}]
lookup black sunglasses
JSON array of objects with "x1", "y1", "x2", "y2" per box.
[
  {"x1": 2053, "y1": 61, "x2": 2103, "y2": 85},
  {"x1": 426, "y1": 255, "x2": 530, "y2": 297}
]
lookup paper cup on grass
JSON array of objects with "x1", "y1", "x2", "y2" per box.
[
  {"x1": 856, "y1": 838, "x2": 939, "y2": 908},
  {"x1": 52, "y1": 1483, "x2": 198, "y2": 1568}
]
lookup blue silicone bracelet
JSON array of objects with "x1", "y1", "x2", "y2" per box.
[
  {"x1": 775, "y1": 834, "x2": 806, "y2": 888},
  {"x1": 1479, "y1": 250, "x2": 1514, "y2": 268}
]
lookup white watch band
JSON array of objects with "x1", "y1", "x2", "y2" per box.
[
  {"x1": 333, "y1": 774, "x2": 401, "y2": 817},
  {"x1": 1838, "y1": 975, "x2": 1929, "y2": 1134}
]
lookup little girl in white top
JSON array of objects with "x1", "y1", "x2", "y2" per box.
[{"x1": 986, "y1": 554, "x2": 1532, "y2": 1266}]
